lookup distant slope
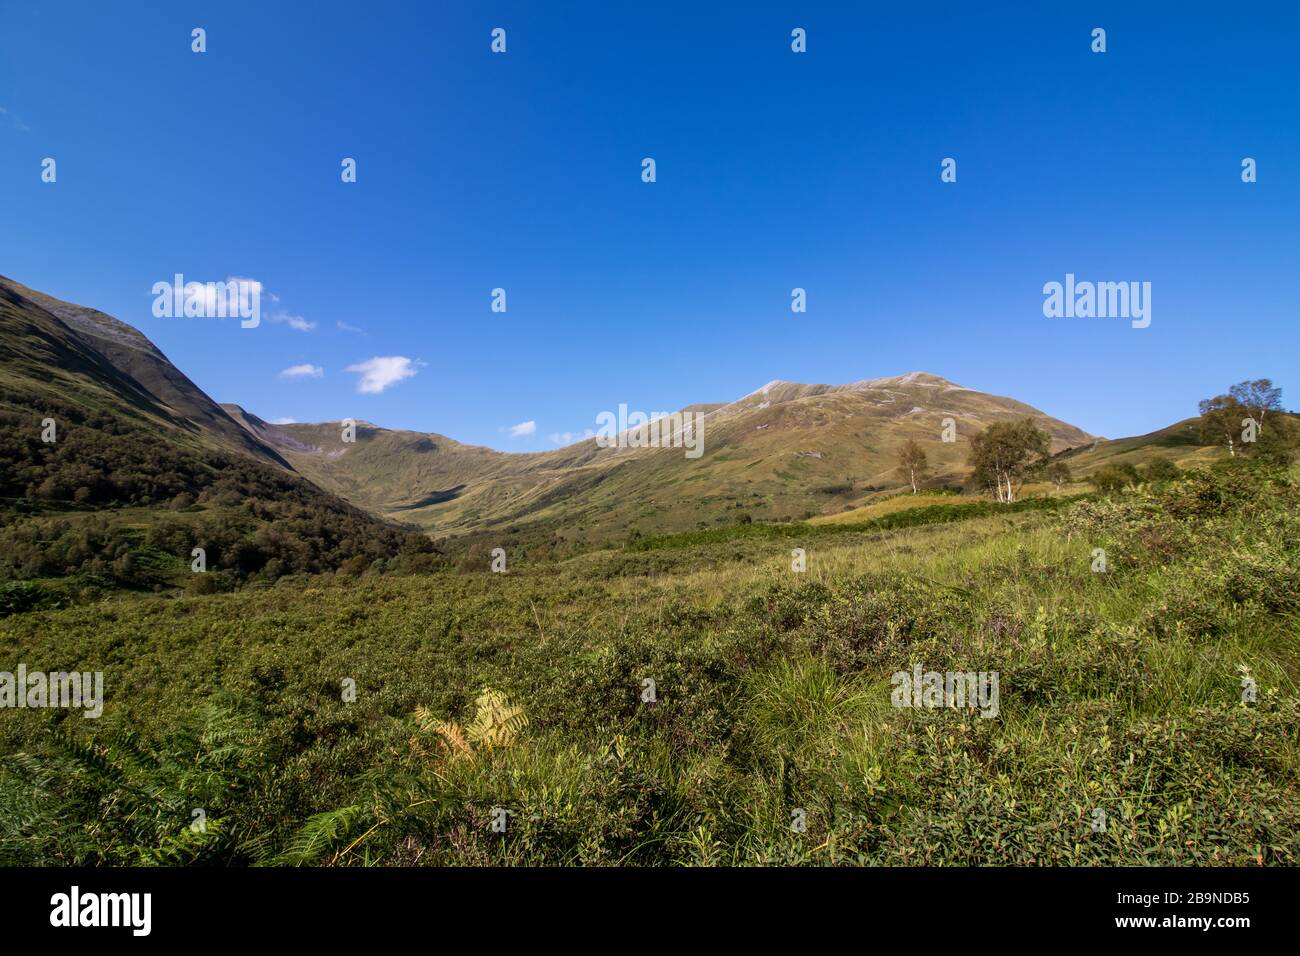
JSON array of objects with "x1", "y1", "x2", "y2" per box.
[
  {"x1": 1054, "y1": 417, "x2": 1227, "y2": 474},
  {"x1": 0, "y1": 275, "x2": 288, "y2": 467},
  {"x1": 2, "y1": 274, "x2": 1246, "y2": 563},
  {"x1": 230, "y1": 371, "x2": 1099, "y2": 545}
]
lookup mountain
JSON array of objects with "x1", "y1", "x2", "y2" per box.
[
  {"x1": 0, "y1": 276, "x2": 419, "y2": 590},
  {"x1": 227, "y1": 371, "x2": 1098, "y2": 545},
  {"x1": 10, "y1": 274, "x2": 1236, "y2": 561},
  {"x1": 0, "y1": 275, "x2": 287, "y2": 467}
]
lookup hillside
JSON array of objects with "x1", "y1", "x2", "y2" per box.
[
  {"x1": 1, "y1": 273, "x2": 1251, "y2": 570},
  {"x1": 0, "y1": 276, "x2": 288, "y2": 468},
  {"x1": 0, "y1": 278, "x2": 424, "y2": 596},
  {"x1": 229, "y1": 372, "x2": 1098, "y2": 546},
  {"x1": 1, "y1": 275, "x2": 1249, "y2": 561},
  {"x1": 1053, "y1": 417, "x2": 1228, "y2": 474}
]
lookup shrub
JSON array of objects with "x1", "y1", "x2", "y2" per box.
[
  {"x1": 1090, "y1": 463, "x2": 1139, "y2": 494},
  {"x1": 187, "y1": 574, "x2": 218, "y2": 596},
  {"x1": 1142, "y1": 458, "x2": 1180, "y2": 482}
]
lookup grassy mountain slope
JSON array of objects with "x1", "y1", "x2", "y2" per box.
[
  {"x1": 231, "y1": 372, "x2": 1098, "y2": 546},
  {"x1": 1054, "y1": 417, "x2": 1227, "y2": 474},
  {"x1": 0, "y1": 276, "x2": 287, "y2": 467},
  {"x1": 0, "y1": 278, "x2": 423, "y2": 597}
]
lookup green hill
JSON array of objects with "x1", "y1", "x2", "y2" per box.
[
  {"x1": 227, "y1": 372, "x2": 1098, "y2": 547},
  {"x1": 0, "y1": 277, "x2": 425, "y2": 599},
  {"x1": 0, "y1": 273, "x2": 1260, "y2": 582},
  {"x1": 1, "y1": 275, "x2": 287, "y2": 468},
  {"x1": 1055, "y1": 417, "x2": 1227, "y2": 474}
]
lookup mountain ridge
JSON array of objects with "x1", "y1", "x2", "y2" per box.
[
  {"x1": 8, "y1": 275, "x2": 1218, "y2": 553},
  {"x1": 224, "y1": 368, "x2": 1099, "y2": 543},
  {"x1": 225, "y1": 369, "x2": 1099, "y2": 457}
]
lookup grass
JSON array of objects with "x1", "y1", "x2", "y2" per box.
[
  {"x1": 1, "y1": 460, "x2": 1297, "y2": 866},
  {"x1": 622, "y1": 494, "x2": 1081, "y2": 554},
  {"x1": 808, "y1": 490, "x2": 966, "y2": 524}
]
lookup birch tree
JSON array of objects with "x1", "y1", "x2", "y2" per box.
[
  {"x1": 1228, "y1": 379, "x2": 1282, "y2": 433},
  {"x1": 968, "y1": 420, "x2": 1050, "y2": 504},
  {"x1": 1198, "y1": 394, "x2": 1244, "y2": 457},
  {"x1": 896, "y1": 439, "x2": 930, "y2": 494},
  {"x1": 1041, "y1": 460, "x2": 1071, "y2": 490}
]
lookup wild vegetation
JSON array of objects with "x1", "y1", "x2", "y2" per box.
[
  {"x1": 2, "y1": 452, "x2": 1297, "y2": 865},
  {"x1": 0, "y1": 394, "x2": 433, "y2": 602}
]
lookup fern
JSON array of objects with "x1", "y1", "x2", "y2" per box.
[
  {"x1": 465, "y1": 689, "x2": 528, "y2": 752},
  {"x1": 266, "y1": 805, "x2": 366, "y2": 866},
  {"x1": 413, "y1": 690, "x2": 527, "y2": 762},
  {"x1": 5, "y1": 692, "x2": 270, "y2": 865},
  {"x1": 139, "y1": 817, "x2": 226, "y2": 866}
]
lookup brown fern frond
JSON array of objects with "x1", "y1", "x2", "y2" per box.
[
  {"x1": 412, "y1": 705, "x2": 473, "y2": 761},
  {"x1": 432, "y1": 720, "x2": 472, "y2": 760},
  {"x1": 465, "y1": 689, "x2": 528, "y2": 751}
]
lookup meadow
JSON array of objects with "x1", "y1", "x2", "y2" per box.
[{"x1": 1, "y1": 457, "x2": 1297, "y2": 865}]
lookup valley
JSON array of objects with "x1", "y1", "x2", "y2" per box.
[{"x1": 1, "y1": 276, "x2": 1295, "y2": 868}]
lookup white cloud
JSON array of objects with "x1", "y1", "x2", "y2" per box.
[
  {"x1": 0, "y1": 106, "x2": 29, "y2": 132},
  {"x1": 279, "y1": 363, "x2": 323, "y2": 379},
  {"x1": 336, "y1": 320, "x2": 364, "y2": 333},
  {"x1": 509, "y1": 420, "x2": 537, "y2": 438},
  {"x1": 268, "y1": 310, "x2": 317, "y2": 332},
  {"x1": 226, "y1": 276, "x2": 262, "y2": 294},
  {"x1": 180, "y1": 276, "x2": 262, "y2": 316},
  {"x1": 345, "y1": 356, "x2": 421, "y2": 394},
  {"x1": 208, "y1": 280, "x2": 314, "y2": 331},
  {"x1": 270, "y1": 417, "x2": 297, "y2": 425},
  {"x1": 155, "y1": 276, "x2": 317, "y2": 330},
  {"x1": 549, "y1": 429, "x2": 595, "y2": 445}
]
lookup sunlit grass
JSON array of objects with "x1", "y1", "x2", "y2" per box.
[{"x1": 3, "y1": 462, "x2": 1298, "y2": 865}]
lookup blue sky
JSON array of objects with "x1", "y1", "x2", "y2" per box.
[{"x1": 1, "y1": 0, "x2": 1297, "y2": 448}]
